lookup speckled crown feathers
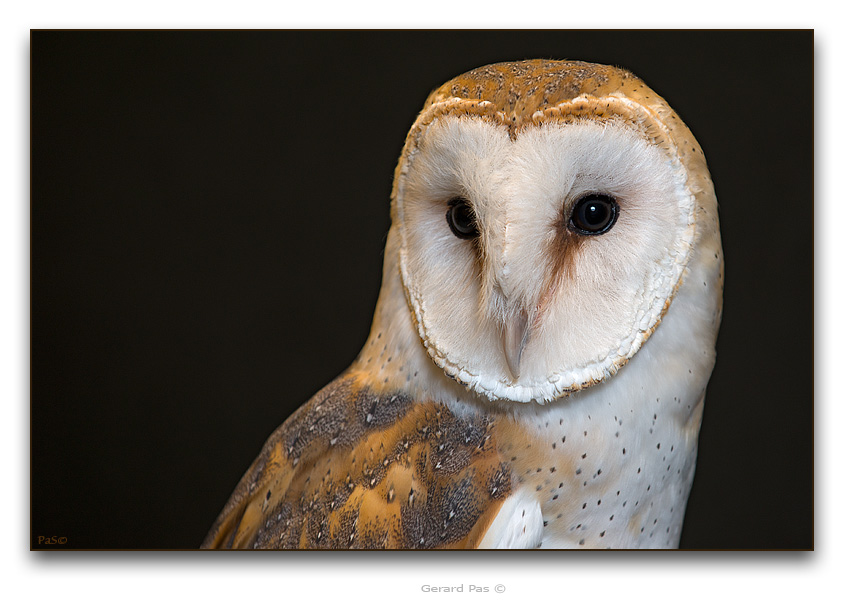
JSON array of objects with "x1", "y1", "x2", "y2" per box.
[{"x1": 405, "y1": 59, "x2": 710, "y2": 179}]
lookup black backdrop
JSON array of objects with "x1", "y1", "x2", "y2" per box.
[{"x1": 31, "y1": 30, "x2": 813, "y2": 550}]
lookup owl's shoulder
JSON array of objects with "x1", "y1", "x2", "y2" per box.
[{"x1": 202, "y1": 371, "x2": 516, "y2": 549}]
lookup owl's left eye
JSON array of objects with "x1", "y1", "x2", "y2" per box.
[
  {"x1": 446, "y1": 197, "x2": 480, "y2": 240},
  {"x1": 569, "y1": 194, "x2": 619, "y2": 235}
]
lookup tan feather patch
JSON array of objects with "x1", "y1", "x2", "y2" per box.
[{"x1": 201, "y1": 372, "x2": 513, "y2": 549}]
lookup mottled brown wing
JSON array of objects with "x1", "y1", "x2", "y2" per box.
[{"x1": 201, "y1": 372, "x2": 514, "y2": 549}]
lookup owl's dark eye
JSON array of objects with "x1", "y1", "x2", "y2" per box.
[
  {"x1": 446, "y1": 197, "x2": 479, "y2": 239},
  {"x1": 569, "y1": 194, "x2": 619, "y2": 235}
]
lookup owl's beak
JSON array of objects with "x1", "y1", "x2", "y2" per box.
[{"x1": 503, "y1": 307, "x2": 531, "y2": 381}]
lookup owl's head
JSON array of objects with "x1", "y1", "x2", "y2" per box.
[{"x1": 388, "y1": 60, "x2": 718, "y2": 403}]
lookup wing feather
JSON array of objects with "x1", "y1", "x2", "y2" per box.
[{"x1": 202, "y1": 372, "x2": 515, "y2": 549}]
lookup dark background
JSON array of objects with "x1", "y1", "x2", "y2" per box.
[{"x1": 31, "y1": 30, "x2": 813, "y2": 550}]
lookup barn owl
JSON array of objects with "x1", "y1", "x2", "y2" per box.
[{"x1": 202, "y1": 59, "x2": 723, "y2": 549}]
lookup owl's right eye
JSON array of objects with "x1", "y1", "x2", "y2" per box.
[{"x1": 446, "y1": 197, "x2": 480, "y2": 240}]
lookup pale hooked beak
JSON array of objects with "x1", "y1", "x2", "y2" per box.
[{"x1": 503, "y1": 307, "x2": 531, "y2": 381}]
